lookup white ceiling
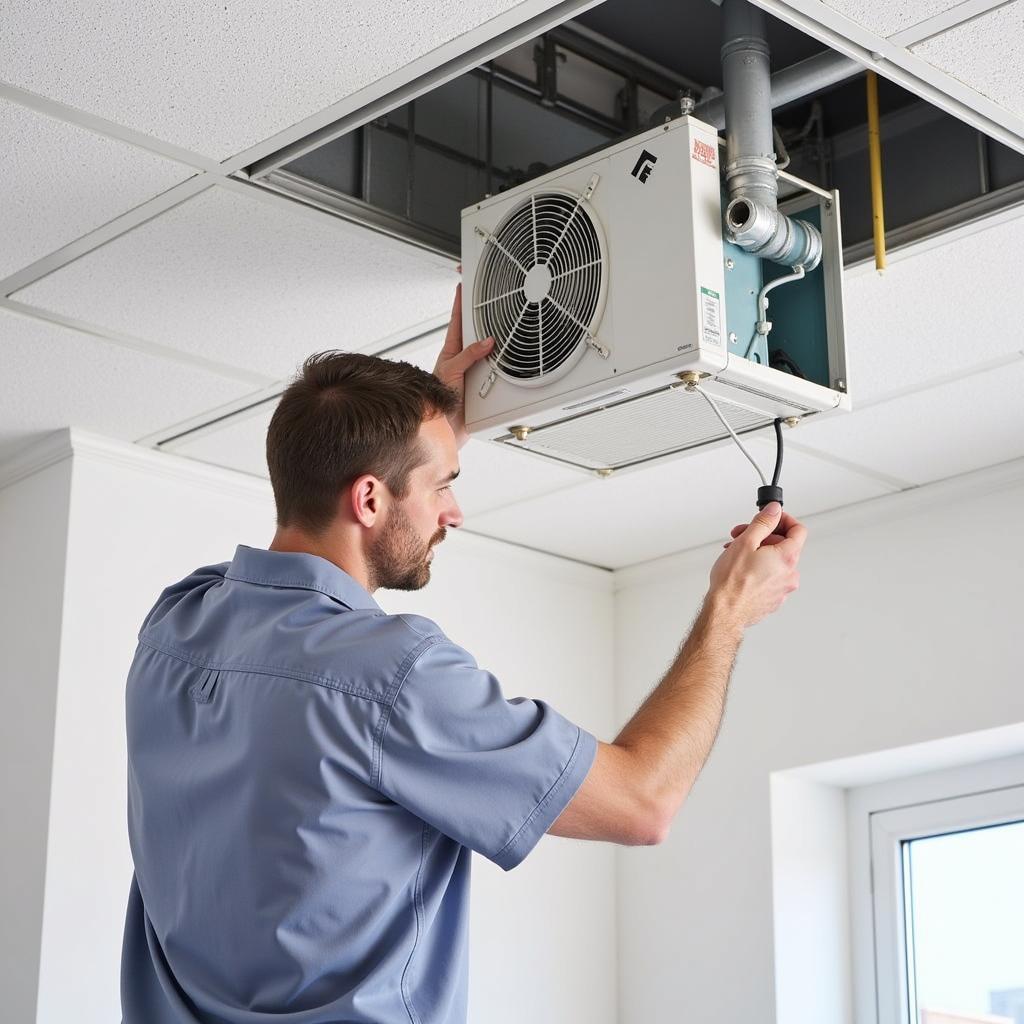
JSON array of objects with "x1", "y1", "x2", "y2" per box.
[
  {"x1": 0, "y1": 97, "x2": 193, "y2": 280},
  {"x1": 761, "y1": 0, "x2": 1024, "y2": 154},
  {"x1": 836, "y1": 214, "x2": 1024, "y2": 405},
  {"x1": 13, "y1": 182, "x2": 457, "y2": 380},
  {"x1": 468, "y1": 437, "x2": 896, "y2": 569},
  {"x1": 0, "y1": 1, "x2": 536, "y2": 161},
  {"x1": 911, "y1": 4, "x2": 1024, "y2": 121},
  {"x1": 0, "y1": 306, "x2": 260, "y2": 465},
  {"x1": 2, "y1": 0, "x2": 1023, "y2": 569},
  {"x1": 818, "y1": 1, "x2": 972, "y2": 39}
]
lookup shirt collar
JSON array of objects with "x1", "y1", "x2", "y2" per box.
[{"x1": 224, "y1": 545, "x2": 381, "y2": 612}]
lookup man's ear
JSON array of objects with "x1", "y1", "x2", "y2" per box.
[{"x1": 350, "y1": 474, "x2": 384, "y2": 528}]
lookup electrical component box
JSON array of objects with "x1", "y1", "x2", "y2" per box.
[{"x1": 461, "y1": 115, "x2": 850, "y2": 476}]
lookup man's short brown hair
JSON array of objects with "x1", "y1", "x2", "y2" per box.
[{"x1": 266, "y1": 351, "x2": 460, "y2": 534}]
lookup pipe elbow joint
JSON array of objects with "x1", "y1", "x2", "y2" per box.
[{"x1": 725, "y1": 196, "x2": 822, "y2": 272}]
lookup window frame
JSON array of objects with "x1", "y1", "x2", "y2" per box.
[
  {"x1": 852, "y1": 760, "x2": 1024, "y2": 1024},
  {"x1": 870, "y1": 783, "x2": 1024, "y2": 1024}
]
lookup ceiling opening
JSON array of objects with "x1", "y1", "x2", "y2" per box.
[{"x1": 244, "y1": 0, "x2": 1024, "y2": 266}]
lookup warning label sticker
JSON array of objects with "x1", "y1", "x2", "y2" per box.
[
  {"x1": 692, "y1": 138, "x2": 717, "y2": 168},
  {"x1": 700, "y1": 286, "x2": 722, "y2": 347}
]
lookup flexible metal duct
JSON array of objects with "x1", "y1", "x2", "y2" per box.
[{"x1": 720, "y1": 0, "x2": 822, "y2": 270}]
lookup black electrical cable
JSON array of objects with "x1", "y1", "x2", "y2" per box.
[
  {"x1": 772, "y1": 417, "x2": 784, "y2": 487},
  {"x1": 756, "y1": 418, "x2": 785, "y2": 510}
]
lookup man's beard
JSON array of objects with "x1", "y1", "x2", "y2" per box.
[{"x1": 366, "y1": 500, "x2": 445, "y2": 592}]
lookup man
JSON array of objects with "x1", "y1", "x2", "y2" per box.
[{"x1": 121, "y1": 284, "x2": 805, "y2": 1023}]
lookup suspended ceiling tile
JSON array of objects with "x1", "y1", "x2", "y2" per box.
[
  {"x1": 167, "y1": 407, "x2": 585, "y2": 516},
  {"x1": 816, "y1": 1, "x2": 964, "y2": 38},
  {"x1": 793, "y1": 358, "x2": 1024, "y2": 484},
  {"x1": 840, "y1": 210, "x2": 1024, "y2": 405},
  {"x1": 455, "y1": 438, "x2": 588, "y2": 516},
  {"x1": 0, "y1": 1, "x2": 532, "y2": 160},
  {"x1": 911, "y1": 4, "x2": 1024, "y2": 120},
  {"x1": 0, "y1": 96, "x2": 192, "y2": 281},
  {"x1": 14, "y1": 184, "x2": 456, "y2": 380},
  {"x1": 161, "y1": 335, "x2": 451, "y2": 478},
  {"x1": 164, "y1": 404, "x2": 276, "y2": 480},
  {"x1": 468, "y1": 436, "x2": 894, "y2": 568},
  {"x1": 0, "y1": 307, "x2": 259, "y2": 466}
]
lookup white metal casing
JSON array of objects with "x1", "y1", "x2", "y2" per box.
[{"x1": 460, "y1": 115, "x2": 849, "y2": 475}]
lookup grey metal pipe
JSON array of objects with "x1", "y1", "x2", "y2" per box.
[
  {"x1": 692, "y1": 49, "x2": 859, "y2": 130},
  {"x1": 719, "y1": 0, "x2": 822, "y2": 270}
]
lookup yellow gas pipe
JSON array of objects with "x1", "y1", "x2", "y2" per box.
[{"x1": 866, "y1": 70, "x2": 886, "y2": 272}]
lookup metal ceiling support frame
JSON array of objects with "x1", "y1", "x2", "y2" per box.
[
  {"x1": 246, "y1": 0, "x2": 607, "y2": 180},
  {"x1": 751, "y1": 0, "x2": 1024, "y2": 156}
]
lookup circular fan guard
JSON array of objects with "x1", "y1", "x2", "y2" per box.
[{"x1": 473, "y1": 189, "x2": 606, "y2": 387}]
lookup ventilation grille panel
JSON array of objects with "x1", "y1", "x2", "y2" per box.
[{"x1": 502, "y1": 384, "x2": 796, "y2": 471}]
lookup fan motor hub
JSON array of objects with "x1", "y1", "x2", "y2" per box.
[{"x1": 523, "y1": 262, "x2": 553, "y2": 303}]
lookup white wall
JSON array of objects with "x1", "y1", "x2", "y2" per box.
[
  {"x1": 612, "y1": 460, "x2": 1024, "y2": 1024},
  {"x1": 0, "y1": 456, "x2": 72, "y2": 1024},
  {"x1": 8, "y1": 430, "x2": 616, "y2": 1024}
]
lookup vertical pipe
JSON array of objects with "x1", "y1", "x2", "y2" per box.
[
  {"x1": 977, "y1": 131, "x2": 991, "y2": 195},
  {"x1": 719, "y1": 0, "x2": 822, "y2": 269},
  {"x1": 360, "y1": 126, "x2": 372, "y2": 203},
  {"x1": 485, "y1": 66, "x2": 494, "y2": 196},
  {"x1": 406, "y1": 101, "x2": 416, "y2": 221},
  {"x1": 865, "y1": 71, "x2": 886, "y2": 272},
  {"x1": 721, "y1": 0, "x2": 776, "y2": 210}
]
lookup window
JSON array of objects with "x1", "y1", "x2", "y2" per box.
[{"x1": 870, "y1": 782, "x2": 1024, "y2": 1024}]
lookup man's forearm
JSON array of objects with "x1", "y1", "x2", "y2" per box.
[{"x1": 614, "y1": 593, "x2": 744, "y2": 826}]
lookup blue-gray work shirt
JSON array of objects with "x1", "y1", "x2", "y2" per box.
[{"x1": 121, "y1": 545, "x2": 597, "y2": 1023}]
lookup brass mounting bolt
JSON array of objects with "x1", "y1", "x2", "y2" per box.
[
  {"x1": 675, "y1": 371, "x2": 702, "y2": 391},
  {"x1": 509, "y1": 425, "x2": 531, "y2": 441}
]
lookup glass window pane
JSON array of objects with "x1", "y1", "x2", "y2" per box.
[{"x1": 904, "y1": 819, "x2": 1024, "y2": 1024}]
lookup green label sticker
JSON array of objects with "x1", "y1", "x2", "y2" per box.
[{"x1": 700, "y1": 287, "x2": 722, "y2": 346}]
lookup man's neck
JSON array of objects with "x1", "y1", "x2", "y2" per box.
[{"x1": 268, "y1": 527, "x2": 373, "y2": 592}]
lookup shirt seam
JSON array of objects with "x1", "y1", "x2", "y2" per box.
[
  {"x1": 399, "y1": 822, "x2": 429, "y2": 1024},
  {"x1": 371, "y1": 634, "x2": 447, "y2": 790},
  {"x1": 494, "y1": 725, "x2": 586, "y2": 863},
  {"x1": 137, "y1": 635, "x2": 392, "y2": 706}
]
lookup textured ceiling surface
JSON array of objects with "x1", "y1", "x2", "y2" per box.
[
  {"x1": 0, "y1": 0, "x2": 530, "y2": 160},
  {"x1": 839, "y1": 214, "x2": 1024, "y2": 405},
  {"x1": 2, "y1": 0, "x2": 1024, "y2": 568},
  {"x1": 14, "y1": 184, "x2": 457, "y2": 380},
  {"x1": 467, "y1": 436, "x2": 896, "y2": 569},
  {"x1": 169, "y1": 409, "x2": 589, "y2": 519},
  {"x1": 816, "y1": 0, "x2": 966, "y2": 39},
  {"x1": 912, "y1": 4, "x2": 1024, "y2": 120},
  {"x1": 794, "y1": 357, "x2": 1024, "y2": 484},
  {"x1": 0, "y1": 97, "x2": 192, "y2": 279},
  {"x1": 0, "y1": 306, "x2": 258, "y2": 465}
]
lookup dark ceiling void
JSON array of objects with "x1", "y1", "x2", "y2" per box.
[{"x1": 256, "y1": 0, "x2": 1024, "y2": 265}]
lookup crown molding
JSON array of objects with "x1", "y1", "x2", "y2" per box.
[
  {"x1": 0, "y1": 429, "x2": 76, "y2": 492},
  {"x1": 0, "y1": 428, "x2": 272, "y2": 504},
  {"x1": 613, "y1": 454, "x2": 1024, "y2": 591}
]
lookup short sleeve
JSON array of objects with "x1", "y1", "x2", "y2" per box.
[{"x1": 377, "y1": 637, "x2": 597, "y2": 871}]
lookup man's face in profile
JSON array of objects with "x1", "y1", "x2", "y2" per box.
[{"x1": 366, "y1": 414, "x2": 462, "y2": 592}]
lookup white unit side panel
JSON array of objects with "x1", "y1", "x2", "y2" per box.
[{"x1": 462, "y1": 117, "x2": 727, "y2": 436}]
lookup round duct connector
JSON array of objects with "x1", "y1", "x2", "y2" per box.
[{"x1": 725, "y1": 196, "x2": 823, "y2": 271}]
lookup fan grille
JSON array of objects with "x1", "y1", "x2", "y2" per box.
[{"x1": 473, "y1": 189, "x2": 605, "y2": 384}]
